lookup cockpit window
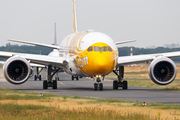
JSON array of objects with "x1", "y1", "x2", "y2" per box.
[
  {"x1": 101, "y1": 46, "x2": 107, "y2": 51},
  {"x1": 108, "y1": 46, "x2": 112, "y2": 52},
  {"x1": 94, "y1": 46, "x2": 100, "y2": 51},
  {"x1": 87, "y1": 46, "x2": 93, "y2": 52}
]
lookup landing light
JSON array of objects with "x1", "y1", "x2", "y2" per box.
[{"x1": 96, "y1": 75, "x2": 101, "y2": 78}]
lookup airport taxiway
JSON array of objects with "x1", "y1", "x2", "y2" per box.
[{"x1": 0, "y1": 69, "x2": 180, "y2": 105}]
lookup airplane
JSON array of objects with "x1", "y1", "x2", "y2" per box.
[
  {"x1": 33, "y1": 23, "x2": 61, "y2": 81},
  {"x1": 0, "y1": 0, "x2": 179, "y2": 91}
]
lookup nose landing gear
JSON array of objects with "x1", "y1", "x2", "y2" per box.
[{"x1": 94, "y1": 78, "x2": 103, "y2": 91}]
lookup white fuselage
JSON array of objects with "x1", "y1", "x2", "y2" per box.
[{"x1": 57, "y1": 31, "x2": 118, "y2": 77}]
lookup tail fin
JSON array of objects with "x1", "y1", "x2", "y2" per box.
[
  {"x1": 73, "y1": 0, "x2": 78, "y2": 33},
  {"x1": 54, "y1": 23, "x2": 58, "y2": 46}
]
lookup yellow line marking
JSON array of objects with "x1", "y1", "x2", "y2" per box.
[{"x1": 58, "y1": 81, "x2": 67, "y2": 86}]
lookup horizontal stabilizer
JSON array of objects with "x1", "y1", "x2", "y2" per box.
[
  {"x1": 116, "y1": 40, "x2": 136, "y2": 45},
  {"x1": 7, "y1": 39, "x2": 61, "y2": 49}
]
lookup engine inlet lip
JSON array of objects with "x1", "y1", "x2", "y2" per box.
[
  {"x1": 149, "y1": 57, "x2": 177, "y2": 85},
  {"x1": 7, "y1": 60, "x2": 28, "y2": 81},
  {"x1": 3, "y1": 57, "x2": 31, "y2": 84},
  {"x1": 153, "y1": 61, "x2": 174, "y2": 82}
]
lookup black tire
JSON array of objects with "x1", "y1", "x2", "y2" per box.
[
  {"x1": 113, "y1": 81, "x2": 118, "y2": 89},
  {"x1": 72, "y1": 76, "x2": 74, "y2": 80},
  {"x1": 43, "y1": 81, "x2": 47, "y2": 89},
  {"x1": 58, "y1": 77, "x2": 59, "y2": 81},
  {"x1": 34, "y1": 75, "x2": 37, "y2": 81},
  {"x1": 80, "y1": 76, "x2": 82, "y2": 78},
  {"x1": 99, "y1": 83, "x2": 103, "y2": 91},
  {"x1": 94, "y1": 83, "x2": 98, "y2": 91},
  {"x1": 122, "y1": 81, "x2": 128, "y2": 90},
  {"x1": 39, "y1": 75, "x2": 41, "y2": 81},
  {"x1": 53, "y1": 80, "x2": 57, "y2": 89},
  {"x1": 76, "y1": 76, "x2": 79, "y2": 81}
]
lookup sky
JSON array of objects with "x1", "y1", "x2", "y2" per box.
[{"x1": 0, "y1": 0, "x2": 180, "y2": 48}]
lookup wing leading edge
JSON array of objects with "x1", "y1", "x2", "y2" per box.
[
  {"x1": 0, "y1": 51, "x2": 68, "y2": 67},
  {"x1": 117, "y1": 51, "x2": 180, "y2": 66}
]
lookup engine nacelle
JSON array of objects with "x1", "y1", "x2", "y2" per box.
[
  {"x1": 29, "y1": 67, "x2": 34, "y2": 78},
  {"x1": 3, "y1": 56, "x2": 31, "y2": 84},
  {"x1": 148, "y1": 57, "x2": 177, "y2": 85}
]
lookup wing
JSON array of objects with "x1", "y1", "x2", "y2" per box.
[
  {"x1": 0, "y1": 51, "x2": 68, "y2": 67},
  {"x1": 115, "y1": 40, "x2": 136, "y2": 45},
  {"x1": 117, "y1": 51, "x2": 180, "y2": 66},
  {"x1": 0, "y1": 61, "x2": 45, "y2": 67}
]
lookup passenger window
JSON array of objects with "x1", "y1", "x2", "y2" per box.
[
  {"x1": 87, "y1": 46, "x2": 93, "y2": 52},
  {"x1": 108, "y1": 46, "x2": 112, "y2": 52},
  {"x1": 94, "y1": 46, "x2": 100, "y2": 51},
  {"x1": 101, "y1": 46, "x2": 107, "y2": 51}
]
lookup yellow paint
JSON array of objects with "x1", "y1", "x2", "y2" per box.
[
  {"x1": 74, "y1": 42, "x2": 118, "y2": 76},
  {"x1": 67, "y1": 33, "x2": 86, "y2": 54},
  {"x1": 78, "y1": 33, "x2": 87, "y2": 50},
  {"x1": 65, "y1": 32, "x2": 118, "y2": 76}
]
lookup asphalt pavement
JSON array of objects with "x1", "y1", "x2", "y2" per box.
[{"x1": 0, "y1": 69, "x2": 180, "y2": 105}]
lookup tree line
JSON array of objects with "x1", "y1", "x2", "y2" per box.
[{"x1": 0, "y1": 43, "x2": 180, "y2": 62}]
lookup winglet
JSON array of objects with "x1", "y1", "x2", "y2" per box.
[
  {"x1": 115, "y1": 40, "x2": 136, "y2": 45},
  {"x1": 73, "y1": 0, "x2": 78, "y2": 33}
]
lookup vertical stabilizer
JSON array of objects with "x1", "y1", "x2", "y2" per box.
[
  {"x1": 54, "y1": 23, "x2": 58, "y2": 46},
  {"x1": 73, "y1": 0, "x2": 78, "y2": 33}
]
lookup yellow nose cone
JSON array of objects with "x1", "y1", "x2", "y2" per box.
[{"x1": 93, "y1": 54, "x2": 111, "y2": 75}]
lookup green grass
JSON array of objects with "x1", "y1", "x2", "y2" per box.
[
  {"x1": 0, "y1": 103, "x2": 50, "y2": 111},
  {"x1": 133, "y1": 101, "x2": 180, "y2": 110},
  {"x1": 127, "y1": 80, "x2": 180, "y2": 91},
  {"x1": 0, "y1": 88, "x2": 179, "y2": 109},
  {"x1": 0, "y1": 89, "x2": 58, "y2": 100},
  {"x1": 0, "y1": 88, "x2": 179, "y2": 119}
]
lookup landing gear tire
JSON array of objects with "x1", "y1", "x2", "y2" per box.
[
  {"x1": 39, "y1": 75, "x2": 41, "y2": 81},
  {"x1": 43, "y1": 81, "x2": 47, "y2": 89},
  {"x1": 94, "y1": 83, "x2": 98, "y2": 91},
  {"x1": 113, "y1": 81, "x2": 118, "y2": 89},
  {"x1": 34, "y1": 75, "x2": 37, "y2": 81},
  {"x1": 122, "y1": 81, "x2": 128, "y2": 90},
  {"x1": 53, "y1": 80, "x2": 57, "y2": 89},
  {"x1": 72, "y1": 76, "x2": 74, "y2": 81},
  {"x1": 76, "y1": 76, "x2": 79, "y2": 81},
  {"x1": 99, "y1": 83, "x2": 103, "y2": 91}
]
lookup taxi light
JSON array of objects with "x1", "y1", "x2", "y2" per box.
[{"x1": 96, "y1": 75, "x2": 101, "y2": 78}]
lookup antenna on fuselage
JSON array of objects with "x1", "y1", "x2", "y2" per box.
[
  {"x1": 54, "y1": 23, "x2": 58, "y2": 46},
  {"x1": 73, "y1": 0, "x2": 78, "y2": 33}
]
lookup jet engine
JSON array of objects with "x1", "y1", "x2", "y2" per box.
[
  {"x1": 3, "y1": 56, "x2": 31, "y2": 84},
  {"x1": 148, "y1": 57, "x2": 177, "y2": 85},
  {"x1": 29, "y1": 67, "x2": 34, "y2": 78}
]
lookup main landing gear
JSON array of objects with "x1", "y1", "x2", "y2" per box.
[
  {"x1": 34, "y1": 67, "x2": 43, "y2": 81},
  {"x1": 54, "y1": 67, "x2": 60, "y2": 81},
  {"x1": 43, "y1": 65, "x2": 60, "y2": 89},
  {"x1": 94, "y1": 77, "x2": 103, "y2": 91},
  {"x1": 113, "y1": 66, "x2": 128, "y2": 90},
  {"x1": 72, "y1": 76, "x2": 79, "y2": 81}
]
